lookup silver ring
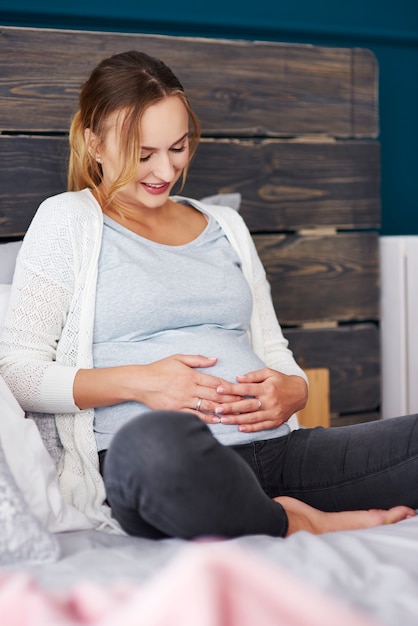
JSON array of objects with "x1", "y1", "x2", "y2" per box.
[
  {"x1": 257, "y1": 398, "x2": 262, "y2": 410},
  {"x1": 196, "y1": 398, "x2": 202, "y2": 411}
]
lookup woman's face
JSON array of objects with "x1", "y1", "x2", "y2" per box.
[{"x1": 92, "y1": 95, "x2": 190, "y2": 210}]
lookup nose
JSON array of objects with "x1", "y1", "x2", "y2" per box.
[{"x1": 152, "y1": 152, "x2": 175, "y2": 180}]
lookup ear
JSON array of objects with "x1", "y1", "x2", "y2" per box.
[{"x1": 84, "y1": 128, "x2": 102, "y2": 163}]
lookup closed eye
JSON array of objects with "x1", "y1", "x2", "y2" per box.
[
  {"x1": 140, "y1": 145, "x2": 187, "y2": 162},
  {"x1": 139, "y1": 133, "x2": 189, "y2": 162}
]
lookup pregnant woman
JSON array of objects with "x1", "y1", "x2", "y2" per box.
[{"x1": 1, "y1": 49, "x2": 416, "y2": 539}]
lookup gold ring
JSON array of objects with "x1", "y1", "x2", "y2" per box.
[
  {"x1": 257, "y1": 399, "x2": 262, "y2": 410},
  {"x1": 196, "y1": 398, "x2": 202, "y2": 411}
]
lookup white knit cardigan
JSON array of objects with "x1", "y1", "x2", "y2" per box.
[{"x1": 0, "y1": 189, "x2": 307, "y2": 531}]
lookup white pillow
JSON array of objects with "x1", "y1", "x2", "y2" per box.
[
  {"x1": 0, "y1": 289, "x2": 91, "y2": 532},
  {"x1": 0, "y1": 241, "x2": 22, "y2": 283},
  {"x1": 200, "y1": 192, "x2": 241, "y2": 211},
  {"x1": 0, "y1": 375, "x2": 93, "y2": 533},
  {"x1": 0, "y1": 437, "x2": 59, "y2": 565}
]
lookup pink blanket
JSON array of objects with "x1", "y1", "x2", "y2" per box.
[{"x1": 0, "y1": 542, "x2": 379, "y2": 626}]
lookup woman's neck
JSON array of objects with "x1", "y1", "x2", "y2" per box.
[{"x1": 94, "y1": 190, "x2": 207, "y2": 246}]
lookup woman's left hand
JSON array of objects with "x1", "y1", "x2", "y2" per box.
[{"x1": 214, "y1": 368, "x2": 308, "y2": 432}]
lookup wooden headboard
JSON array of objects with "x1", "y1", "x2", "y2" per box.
[{"x1": 0, "y1": 25, "x2": 381, "y2": 426}]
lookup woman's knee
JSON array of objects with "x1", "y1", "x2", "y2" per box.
[
  {"x1": 104, "y1": 411, "x2": 211, "y2": 486},
  {"x1": 112, "y1": 410, "x2": 207, "y2": 454}
]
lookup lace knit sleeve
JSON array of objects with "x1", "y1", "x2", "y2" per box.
[
  {"x1": 0, "y1": 197, "x2": 81, "y2": 412},
  {"x1": 245, "y1": 229, "x2": 307, "y2": 381}
]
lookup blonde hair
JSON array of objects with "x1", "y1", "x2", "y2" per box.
[{"x1": 68, "y1": 50, "x2": 201, "y2": 204}]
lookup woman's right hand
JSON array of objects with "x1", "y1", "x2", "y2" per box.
[
  {"x1": 130, "y1": 354, "x2": 242, "y2": 423},
  {"x1": 74, "y1": 354, "x2": 238, "y2": 424}
]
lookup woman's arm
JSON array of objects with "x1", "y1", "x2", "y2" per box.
[
  {"x1": 205, "y1": 205, "x2": 308, "y2": 430},
  {"x1": 74, "y1": 354, "x2": 238, "y2": 420},
  {"x1": 0, "y1": 215, "x2": 77, "y2": 413}
]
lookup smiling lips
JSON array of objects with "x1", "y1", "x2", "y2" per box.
[{"x1": 142, "y1": 182, "x2": 170, "y2": 195}]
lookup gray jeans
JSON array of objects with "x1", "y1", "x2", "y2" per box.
[{"x1": 102, "y1": 411, "x2": 418, "y2": 539}]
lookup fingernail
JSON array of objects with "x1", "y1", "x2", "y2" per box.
[
  {"x1": 215, "y1": 407, "x2": 224, "y2": 415},
  {"x1": 211, "y1": 417, "x2": 220, "y2": 424},
  {"x1": 220, "y1": 417, "x2": 230, "y2": 424},
  {"x1": 217, "y1": 386, "x2": 225, "y2": 393}
]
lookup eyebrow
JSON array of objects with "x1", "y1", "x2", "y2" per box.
[{"x1": 141, "y1": 131, "x2": 189, "y2": 152}]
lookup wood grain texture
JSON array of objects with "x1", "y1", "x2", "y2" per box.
[
  {"x1": 297, "y1": 368, "x2": 330, "y2": 428},
  {"x1": 285, "y1": 324, "x2": 380, "y2": 415},
  {"x1": 0, "y1": 26, "x2": 378, "y2": 137},
  {"x1": 254, "y1": 232, "x2": 379, "y2": 324},
  {"x1": 186, "y1": 139, "x2": 380, "y2": 230},
  {"x1": 330, "y1": 412, "x2": 380, "y2": 427},
  {"x1": 352, "y1": 49, "x2": 380, "y2": 138},
  {"x1": 0, "y1": 136, "x2": 67, "y2": 237}
]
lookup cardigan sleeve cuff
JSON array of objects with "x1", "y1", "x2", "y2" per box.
[
  {"x1": 276, "y1": 364, "x2": 309, "y2": 385},
  {"x1": 39, "y1": 364, "x2": 81, "y2": 413}
]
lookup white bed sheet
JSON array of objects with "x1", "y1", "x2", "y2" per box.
[{"x1": 9, "y1": 516, "x2": 418, "y2": 626}]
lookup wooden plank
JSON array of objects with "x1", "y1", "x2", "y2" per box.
[
  {"x1": 297, "y1": 368, "x2": 330, "y2": 428},
  {"x1": 0, "y1": 26, "x2": 378, "y2": 137},
  {"x1": 330, "y1": 412, "x2": 380, "y2": 427},
  {"x1": 254, "y1": 232, "x2": 379, "y2": 325},
  {"x1": 352, "y1": 49, "x2": 380, "y2": 138},
  {"x1": 285, "y1": 324, "x2": 380, "y2": 415},
  {"x1": 0, "y1": 135, "x2": 380, "y2": 237},
  {"x1": 186, "y1": 139, "x2": 380, "y2": 230},
  {"x1": 0, "y1": 136, "x2": 67, "y2": 237}
]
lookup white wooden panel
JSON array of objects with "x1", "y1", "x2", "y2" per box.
[{"x1": 380, "y1": 236, "x2": 418, "y2": 418}]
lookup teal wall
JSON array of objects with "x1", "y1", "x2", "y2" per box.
[{"x1": 1, "y1": 1, "x2": 417, "y2": 235}]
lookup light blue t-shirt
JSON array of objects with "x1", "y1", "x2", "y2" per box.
[{"x1": 93, "y1": 210, "x2": 289, "y2": 449}]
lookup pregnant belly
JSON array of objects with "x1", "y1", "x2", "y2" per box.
[
  {"x1": 93, "y1": 327, "x2": 289, "y2": 449},
  {"x1": 94, "y1": 327, "x2": 265, "y2": 382}
]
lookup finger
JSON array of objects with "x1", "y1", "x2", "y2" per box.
[
  {"x1": 195, "y1": 387, "x2": 241, "y2": 404},
  {"x1": 184, "y1": 408, "x2": 221, "y2": 425},
  {"x1": 216, "y1": 381, "x2": 257, "y2": 396},
  {"x1": 236, "y1": 368, "x2": 270, "y2": 383},
  {"x1": 238, "y1": 419, "x2": 285, "y2": 433},
  {"x1": 202, "y1": 398, "x2": 241, "y2": 413},
  {"x1": 192, "y1": 395, "x2": 240, "y2": 420},
  {"x1": 194, "y1": 371, "x2": 234, "y2": 390},
  {"x1": 215, "y1": 396, "x2": 262, "y2": 417},
  {"x1": 175, "y1": 354, "x2": 218, "y2": 369},
  {"x1": 219, "y1": 411, "x2": 264, "y2": 426}
]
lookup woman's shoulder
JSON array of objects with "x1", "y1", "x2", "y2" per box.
[
  {"x1": 34, "y1": 189, "x2": 102, "y2": 228},
  {"x1": 38, "y1": 189, "x2": 98, "y2": 214},
  {"x1": 21, "y1": 190, "x2": 102, "y2": 263},
  {"x1": 25, "y1": 190, "x2": 102, "y2": 246}
]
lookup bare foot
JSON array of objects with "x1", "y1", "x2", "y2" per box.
[{"x1": 274, "y1": 496, "x2": 416, "y2": 536}]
